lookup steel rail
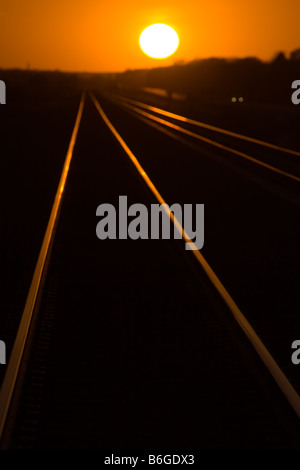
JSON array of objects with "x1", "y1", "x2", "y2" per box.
[
  {"x1": 0, "y1": 92, "x2": 86, "y2": 441},
  {"x1": 90, "y1": 92, "x2": 300, "y2": 420},
  {"x1": 109, "y1": 95, "x2": 300, "y2": 184},
  {"x1": 113, "y1": 94, "x2": 300, "y2": 157}
]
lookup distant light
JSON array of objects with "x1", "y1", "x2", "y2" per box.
[
  {"x1": 231, "y1": 97, "x2": 237, "y2": 103},
  {"x1": 238, "y1": 97, "x2": 244, "y2": 102}
]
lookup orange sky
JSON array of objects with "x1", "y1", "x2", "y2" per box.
[{"x1": 0, "y1": 0, "x2": 300, "y2": 72}]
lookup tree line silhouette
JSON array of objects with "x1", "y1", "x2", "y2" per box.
[
  {"x1": 109, "y1": 50, "x2": 300, "y2": 105},
  {"x1": 1, "y1": 50, "x2": 300, "y2": 105}
]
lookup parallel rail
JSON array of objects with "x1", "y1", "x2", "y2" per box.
[
  {"x1": 1, "y1": 91, "x2": 299, "y2": 446},
  {"x1": 112, "y1": 94, "x2": 300, "y2": 157},
  {"x1": 90, "y1": 92, "x2": 300, "y2": 419},
  {"x1": 0, "y1": 92, "x2": 86, "y2": 441},
  {"x1": 109, "y1": 93, "x2": 300, "y2": 183}
]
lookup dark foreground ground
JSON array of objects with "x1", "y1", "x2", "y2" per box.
[{"x1": 0, "y1": 72, "x2": 299, "y2": 450}]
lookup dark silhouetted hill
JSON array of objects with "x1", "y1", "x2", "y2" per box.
[{"x1": 98, "y1": 54, "x2": 300, "y2": 106}]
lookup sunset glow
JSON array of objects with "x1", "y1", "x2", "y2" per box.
[{"x1": 0, "y1": 0, "x2": 300, "y2": 72}]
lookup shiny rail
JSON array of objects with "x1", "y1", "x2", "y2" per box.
[
  {"x1": 0, "y1": 92, "x2": 86, "y2": 441},
  {"x1": 110, "y1": 94, "x2": 300, "y2": 184},
  {"x1": 91, "y1": 92, "x2": 300, "y2": 420},
  {"x1": 113, "y1": 94, "x2": 300, "y2": 157}
]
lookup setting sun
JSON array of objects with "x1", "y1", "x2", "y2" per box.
[{"x1": 139, "y1": 24, "x2": 179, "y2": 59}]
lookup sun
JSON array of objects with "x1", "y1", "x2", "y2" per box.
[{"x1": 139, "y1": 24, "x2": 179, "y2": 59}]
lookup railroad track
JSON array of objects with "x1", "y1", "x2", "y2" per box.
[
  {"x1": 0, "y1": 91, "x2": 299, "y2": 449},
  {"x1": 108, "y1": 93, "x2": 300, "y2": 181}
]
